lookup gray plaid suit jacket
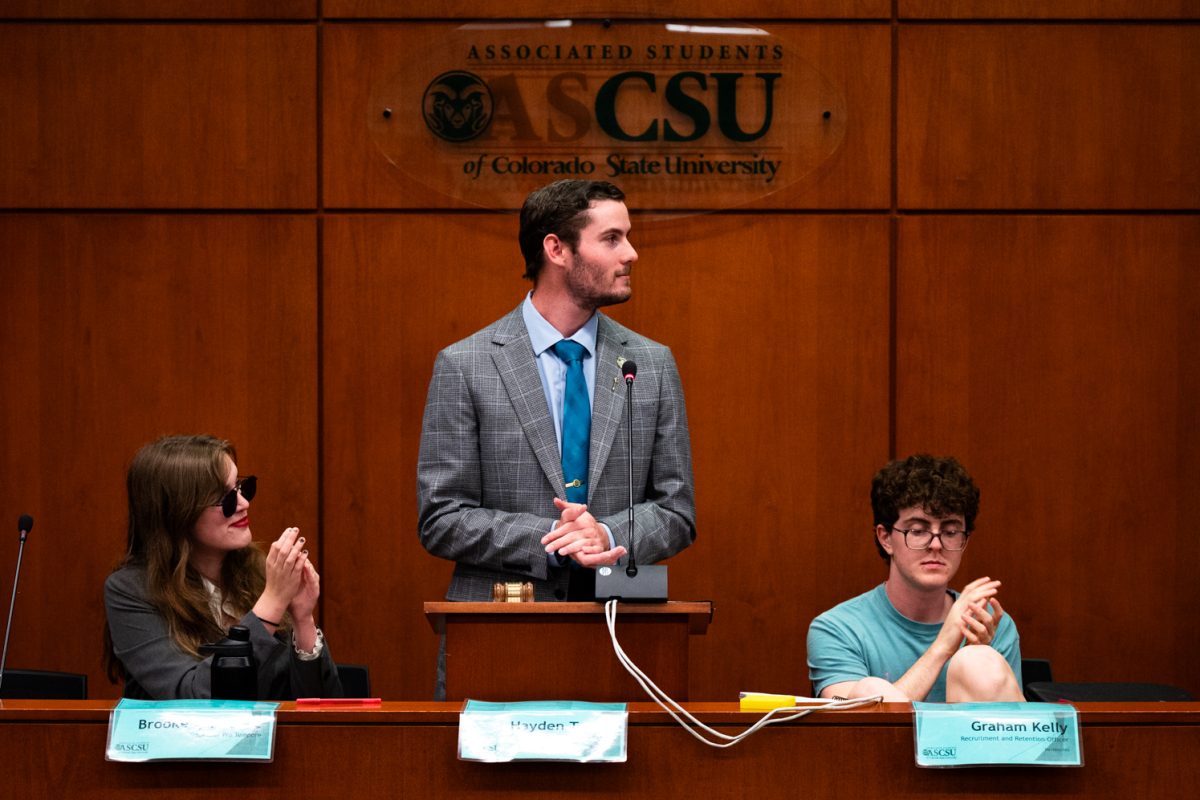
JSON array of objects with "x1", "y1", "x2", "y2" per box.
[{"x1": 417, "y1": 303, "x2": 696, "y2": 601}]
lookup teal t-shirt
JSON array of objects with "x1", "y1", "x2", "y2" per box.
[{"x1": 807, "y1": 583, "x2": 1021, "y2": 702}]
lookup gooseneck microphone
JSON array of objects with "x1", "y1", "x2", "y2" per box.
[
  {"x1": 0, "y1": 515, "x2": 34, "y2": 693},
  {"x1": 621, "y1": 360, "x2": 639, "y2": 577},
  {"x1": 595, "y1": 363, "x2": 668, "y2": 602}
]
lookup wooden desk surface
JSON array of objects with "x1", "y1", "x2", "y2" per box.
[{"x1": 4, "y1": 701, "x2": 1199, "y2": 799}]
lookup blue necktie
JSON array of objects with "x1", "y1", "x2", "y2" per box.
[{"x1": 551, "y1": 339, "x2": 590, "y2": 505}]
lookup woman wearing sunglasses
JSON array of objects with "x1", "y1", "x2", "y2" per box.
[{"x1": 103, "y1": 434, "x2": 341, "y2": 699}]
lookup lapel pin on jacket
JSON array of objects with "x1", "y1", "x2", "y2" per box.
[{"x1": 613, "y1": 356, "x2": 627, "y2": 391}]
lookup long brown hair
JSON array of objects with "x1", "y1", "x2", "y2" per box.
[{"x1": 104, "y1": 435, "x2": 271, "y2": 682}]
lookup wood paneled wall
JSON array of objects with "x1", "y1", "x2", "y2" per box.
[{"x1": 0, "y1": 4, "x2": 1196, "y2": 701}]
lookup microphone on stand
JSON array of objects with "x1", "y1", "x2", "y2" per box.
[
  {"x1": 620, "y1": 361, "x2": 640, "y2": 578},
  {"x1": 595, "y1": 362, "x2": 668, "y2": 602},
  {"x1": 0, "y1": 515, "x2": 34, "y2": 693}
]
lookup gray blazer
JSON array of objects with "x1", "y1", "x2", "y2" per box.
[
  {"x1": 105, "y1": 565, "x2": 342, "y2": 700},
  {"x1": 417, "y1": 303, "x2": 697, "y2": 600}
]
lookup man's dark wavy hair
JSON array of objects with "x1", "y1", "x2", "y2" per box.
[
  {"x1": 870, "y1": 454, "x2": 980, "y2": 562},
  {"x1": 518, "y1": 179, "x2": 625, "y2": 282}
]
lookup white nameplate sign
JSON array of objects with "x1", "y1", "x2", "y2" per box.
[
  {"x1": 913, "y1": 701, "x2": 1083, "y2": 767},
  {"x1": 458, "y1": 699, "x2": 627, "y2": 762},
  {"x1": 106, "y1": 699, "x2": 279, "y2": 762}
]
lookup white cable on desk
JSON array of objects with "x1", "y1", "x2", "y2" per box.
[{"x1": 604, "y1": 599, "x2": 882, "y2": 748}]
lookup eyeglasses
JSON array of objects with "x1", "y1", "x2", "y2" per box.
[
  {"x1": 891, "y1": 525, "x2": 970, "y2": 551},
  {"x1": 213, "y1": 475, "x2": 257, "y2": 517}
]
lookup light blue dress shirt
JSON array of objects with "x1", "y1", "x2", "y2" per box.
[{"x1": 522, "y1": 293, "x2": 598, "y2": 452}]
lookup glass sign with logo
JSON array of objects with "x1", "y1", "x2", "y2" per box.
[{"x1": 368, "y1": 20, "x2": 848, "y2": 210}]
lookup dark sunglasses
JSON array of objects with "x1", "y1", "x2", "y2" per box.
[{"x1": 213, "y1": 475, "x2": 257, "y2": 517}]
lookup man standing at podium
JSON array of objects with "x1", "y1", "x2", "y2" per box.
[
  {"x1": 808, "y1": 455, "x2": 1024, "y2": 702},
  {"x1": 417, "y1": 179, "x2": 696, "y2": 603}
]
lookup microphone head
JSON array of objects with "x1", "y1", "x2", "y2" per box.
[
  {"x1": 18, "y1": 514, "x2": 33, "y2": 534},
  {"x1": 621, "y1": 360, "x2": 638, "y2": 381}
]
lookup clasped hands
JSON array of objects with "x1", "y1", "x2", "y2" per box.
[
  {"x1": 942, "y1": 576, "x2": 1006, "y2": 650},
  {"x1": 254, "y1": 527, "x2": 321, "y2": 627},
  {"x1": 541, "y1": 497, "x2": 627, "y2": 567}
]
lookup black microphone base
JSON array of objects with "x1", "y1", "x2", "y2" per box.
[{"x1": 594, "y1": 564, "x2": 667, "y2": 602}]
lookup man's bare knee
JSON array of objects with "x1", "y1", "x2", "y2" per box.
[{"x1": 946, "y1": 645, "x2": 1023, "y2": 702}]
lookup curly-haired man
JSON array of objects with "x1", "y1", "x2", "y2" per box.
[{"x1": 807, "y1": 455, "x2": 1023, "y2": 702}]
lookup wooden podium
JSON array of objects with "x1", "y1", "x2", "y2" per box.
[{"x1": 424, "y1": 601, "x2": 712, "y2": 702}]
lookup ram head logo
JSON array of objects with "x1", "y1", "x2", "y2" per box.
[{"x1": 422, "y1": 71, "x2": 493, "y2": 143}]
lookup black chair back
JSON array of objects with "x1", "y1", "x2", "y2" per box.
[
  {"x1": 335, "y1": 663, "x2": 372, "y2": 698},
  {"x1": 1021, "y1": 657, "x2": 1053, "y2": 699}
]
